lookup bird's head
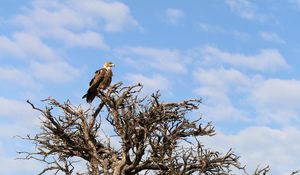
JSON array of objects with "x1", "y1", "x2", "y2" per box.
[{"x1": 103, "y1": 61, "x2": 115, "y2": 69}]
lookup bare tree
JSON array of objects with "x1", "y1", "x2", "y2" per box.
[{"x1": 18, "y1": 82, "x2": 289, "y2": 175}]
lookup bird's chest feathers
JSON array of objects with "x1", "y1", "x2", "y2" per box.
[
  {"x1": 103, "y1": 69, "x2": 112, "y2": 77},
  {"x1": 98, "y1": 69, "x2": 112, "y2": 89}
]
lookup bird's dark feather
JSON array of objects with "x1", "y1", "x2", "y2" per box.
[{"x1": 83, "y1": 68, "x2": 112, "y2": 103}]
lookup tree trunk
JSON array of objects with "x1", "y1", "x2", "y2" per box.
[{"x1": 90, "y1": 158, "x2": 99, "y2": 175}]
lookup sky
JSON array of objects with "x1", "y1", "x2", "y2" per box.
[{"x1": 0, "y1": 0, "x2": 300, "y2": 174}]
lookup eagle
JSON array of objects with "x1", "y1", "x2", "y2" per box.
[{"x1": 82, "y1": 61, "x2": 115, "y2": 103}]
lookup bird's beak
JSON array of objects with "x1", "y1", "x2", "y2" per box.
[{"x1": 111, "y1": 63, "x2": 115, "y2": 67}]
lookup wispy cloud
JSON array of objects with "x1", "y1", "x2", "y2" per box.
[
  {"x1": 69, "y1": 0, "x2": 139, "y2": 32},
  {"x1": 0, "y1": 156, "x2": 41, "y2": 174},
  {"x1": 196, "y1": 23, "x2": 251, "y2": 41},
  {"x1": 290, "y1": 0, "x2": 300, "y2": 10},
  {"x1": 0, "y1": 32, "x2": 81, "y2": 85},
  {"x1": 203, "y1": 126, "x2": 300, "y2": 174},
  {"x1": 201, "y1": 46, "x2": 289, "y2": 71},
  {"x1": 16, "y1": 0, "x2": 138, "y2": 33},
  {"x1": 225, "y1": 0, "x2": 271, "y2": 22},
  {"x1": 194, "y1": 67, "x2": 251, "y2": 92},
  {"x1": 0, "y1": 0, "x2": 129, "y2": 87},
  {"x1": 194, "y1": 67, "x2": 253, "y2": 121},
  {"x1": 196, "y1": 22, "x2": 225, "y2": 33},
  {"x1": 232, "y1": 31, "x2": 251, "y2": 41},
  {"x1": 165, "y1": 8, "x2": 184, "y2": 25},
  {"x1": 191, "y1": 45, "x2": 300, "y2": 126},
  {"x1": 0, "y1": 33, "x2": 59, "y2": 60},
  {"x1": 0, "y1": 66, "x2": 39, "y2": 89},
  {"x1": 13, "y1": 0, "x2": 138, "y2": 49},
  {"x1": 0, "y1": 97, "x2": 40, "y2": 138},
  {"x1": 127, "y1": 73, "x2": 171, "y2": 94},
  {"x1": 249, "y1": 79, "x2": 300, "y2": 125},
  {"x1": 47, "y1": 29, "x2": 109, "y2": 49},
  {"x1": 115, "y1": 46, "x2": 189, "y2": 73},
  {"x1": 260, "y1": 31, "x2": 285, "y2": 44},
  {"x1": 30, "y1": 61, "x2": 81, "y2": 83},
  {"x1": 0, "y1": 16, "x2": 4, "y2": 25},
  {"x1": 0, "y1": 97, "x2": 35, "y2": 120},
  {"x1": 195, "y1": 86, "x2": 249, "y2": 121}
]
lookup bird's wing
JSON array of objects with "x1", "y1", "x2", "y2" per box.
[{"x1": 89, "y1": 68, "x2": 107, "y2": 86}]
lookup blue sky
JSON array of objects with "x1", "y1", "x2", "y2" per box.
[{"x1": 1, "y1": 0, "x2": 300, "y2": 174}]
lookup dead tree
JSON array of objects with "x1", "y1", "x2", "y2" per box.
[{"x1": 19, "y1": 82, "x2": 275, "y2": 175}]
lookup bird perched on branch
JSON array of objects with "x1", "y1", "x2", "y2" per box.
[{"x1": 82, "y1": 61, "x2": 115, "y2": 103}]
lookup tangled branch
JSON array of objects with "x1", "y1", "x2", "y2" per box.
[{"x1": 19, "y1": 82, "x2": 285, "y2": 175}]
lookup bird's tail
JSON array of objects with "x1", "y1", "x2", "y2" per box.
[{"x1": 82, "y1": 92, "x2": 95, "y2": 103}]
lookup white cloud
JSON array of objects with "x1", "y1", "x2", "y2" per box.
[
  {"x1": 290, "y1": 0, "x2": 300, "y2": 9},
  {"x1": 260, "y1": 31, "x2": 285, "y2": 44},
  {"x1": 226, "y1": 0, "x2": 254, "y2": 19},
  {"x1": 196, "y1": 23, "x2": 251, "y2": 41},
  {"x1": 0, "y1": 156, "x2": 41, "y2": 174},
  {"x1": 127, "y1": 73, "x2": 170, "y2": 94},
  {"x1": 0, "y1": 0, "x2": 103, "y2": 92},
  {"x1": 0, "y1": 97, "x2": 40, "y2": 138},
  {"x1": 195, "y1": 23, "x2": 251, "y2": 42},
  {"x1": 15, "y1": 1, "x2": 84, "y2": 31},
  {"x1": 14, "y1": 2, "x2": 106, "y2": 49},
  {"x1": 0, "y1": 33, "x2": 59, "y2": 60},
  {"x1": 0, "y1": 61, "x2": 80, "y2": 89},
  {"x1": 197, "y1": 22, "x2": 224, "y2": 33},
  {"x1": 15, "y1": 0, "x2": 138, "y2": 33},
  {"x1": 12, "y1": 0, "x2": 138, "y2": 50},
  {"x1": 0, "y1": 97, "x2": 40, "y2": 174},
  {"x1": 194, "y1": 67, "x2": 251, "y2": 92},
  {"x1": 0, "y1": 35, "x2": 23, "y2": 58},
  {"x1": 192, "y1": 58, "x2": 300, "y2": 126},
  {"x1": 0, "y1": 54, "x2": 80, "y2": 87},
  {"x1": 0, "y1": 96, "x2": 86, "y2": 174},
  {"x1": 0, "y1": 66, "x2": 39, "y2": 89},
  {"x1": 30, "y1": 61, "x2": 80, "y2": 83},
  {"x1": 201, "y1": 46, "x2": 289, "y2": 71},
  {"x1": 0, "y1": 123, "x2": 33, "y2": 139},
  {"x1": 195, "y1": 87, "x2": 248, "y2": 121},
  {"x1": 115, "y1": 46, "x2": 189, "y2": 73},
  {"x1": 225, "y1": 0, "x2": 270, "y2": 22},
  {"x1": 226, "y1": 0, "x2": 279, "y2": 24},
  {"x1": 191, "y1": 46, "x2": 300, "y2": 126},
  {"x1": 0, "y1": 97, "x2": 34, "y2": 119},
  {"x1": 202, "y1": 126, "x2": 300, "y2": 175},
  {"x1": 48, "y1": 29, "x2": 109, "y2": 49},
  {"x1": 0, "y1": 0, "x2": 139, "y2": 89},
  {"x1": 13, "y1": 33, "x2": 59, "y2": 60},
  {"x1": 0, "y1": 16, "x2": 4, "y2": 25},
  {"x1": 165, "y1": 8, "x2": 184, "y2": 24},
  {"x1": 249, "y1": 79, "x2": 300, "y2": 125},
  {"x1": 232, "y1": 31, "x2": 251, "y2": 41},
  {"x1": 70, "y1": 0, "x2": 138, "y2": 32},
  {"x1": 194, "y1": 68, "x2": 253, "y2": 121}
]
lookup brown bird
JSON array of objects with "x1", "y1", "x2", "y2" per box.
[{"x1": 82, "y1": 61, "x2": 115, "y2": 103}]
